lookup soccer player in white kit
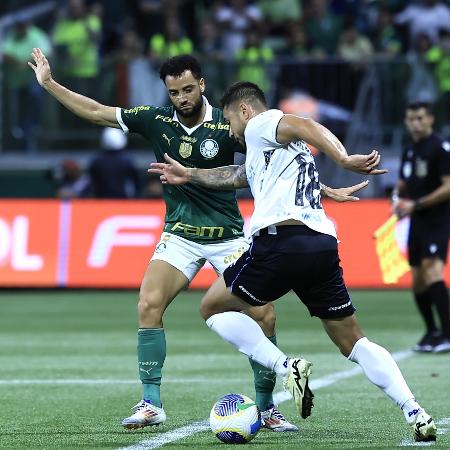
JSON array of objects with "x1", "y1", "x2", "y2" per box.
[{"x1": 149, "y1": 81, "x2": 437, "y2": 442}]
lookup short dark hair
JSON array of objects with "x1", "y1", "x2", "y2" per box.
[
  {"x1": 159, "y1": 55, "x2": 202, "y2": 82},
  {"x1": 220, "y1": 81, "x2": 266, "y2": 109},
  {"x1": 406, "y1": 102, "x2": 433, "y2": 115}
]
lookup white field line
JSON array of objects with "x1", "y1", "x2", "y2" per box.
[
  {"x1": 118, "y1": 350, "x2": 413, "y2": 450},
  {"x1": 0, "y1": 378, "x2": 243, "y2": 385},
  {"x1": 399, "y1": 417, "x2": 450, "y2": 447}
]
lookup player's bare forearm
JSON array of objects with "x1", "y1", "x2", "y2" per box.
[
  {"x1": 42, "y1": 78, "x2": 118, "y2": 127},
  {"x1": 277, "y1": 115, "x2": 386, "y2": 175},
  {"x1": 189, "y1": 164, "x2": 249, "y2": 190},
  {"x1": 29, "y1": 48, "x2": 117, "y2": 127}
]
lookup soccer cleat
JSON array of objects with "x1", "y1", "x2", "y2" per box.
[
  {"x1": 121, "y1": 400, "x2": 166, "y2": 429},
  {"x1": 261, "y1": 404, "x2": 299, "y2": 432},
  {"x1": 412, "y1": 411, "x2": 437, "y2": 442},
  {"x1": 432, "y1": 336, "x2": 450, "y2": 353},
  {"x1": 283, "y1": 358, "x2": 314, "y2": 419},
  {"x1": 413, "y1": 331, "x2": 441, "y2": 353}
]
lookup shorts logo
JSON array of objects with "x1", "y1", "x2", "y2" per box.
[
  {"x1": 200, "y1": 139, "x2": 219, "y2": 159},
  {"x1": 238, "y1": 285, "x2": 264, "y2": 304},
  {"x1": 328, "y1": 300, "x2": 352, "y2": 311},
  {"x1": 155, "y1": 243, "x2": 167, "y2": 253}
]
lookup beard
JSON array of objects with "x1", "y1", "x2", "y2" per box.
[{"x1": 174, "y1": 97, "x2": 204, "y2": 118}]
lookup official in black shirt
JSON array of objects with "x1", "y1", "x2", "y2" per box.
[{"x1": 393, "y1": 102, "x2": 450, "y2": 353}]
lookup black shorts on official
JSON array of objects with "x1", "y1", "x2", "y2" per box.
[
  {"x1": 408, "y1": 215, "x2": 449, "y2": 266},
  {"x1": 223, "y1": 225, "x2": 355, "y2": 319}
]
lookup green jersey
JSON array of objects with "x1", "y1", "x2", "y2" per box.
[{"x1": 117, "y1": 98, "x2": 245, "y2": 243}]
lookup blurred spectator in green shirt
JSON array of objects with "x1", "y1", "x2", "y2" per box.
[
  {"x1": 305, "y1": 0, "x2": 341, "y2": 56},
  {"x1": 2, "y1": 21, "x2": 52, "y2": 151},
  {"x1": 53, "y1": 0, "x2": 102, "y2": 84}
]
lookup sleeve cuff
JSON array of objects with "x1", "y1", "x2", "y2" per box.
[{"x1": 115, "y1": 107, "x2": 129, "y2": 133}]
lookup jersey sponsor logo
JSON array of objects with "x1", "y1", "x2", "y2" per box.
[
  {"x1": 154, "y1": 114, "x2": 179, "y2": 127},
  {"x1": 124, "y1": 105, "x2": 151, "y2": 115},
  {"x1": 180, "y1": 135, "x2": 197, "y2": 143},
  {"x1": 171, "y1": 221, "x2": 224, "y2": 238},
  {"x1": 179, "y1": 142, "x2": 192, "y2": 158},
  {"x1": 415, "y1": 158, "x2": 428, "y2": 178},
  {"x1": 200, "y1": 139, "x2": 219, "y2": 159},
  {"x1": 162, "y1": 134, "x2": 174, "y2": 146},
  {"x1": 203, "y1": 122, "x2": 230, "y2": 130}
]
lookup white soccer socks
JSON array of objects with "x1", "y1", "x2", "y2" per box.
[
  {"x1": 206, "y1": 312, "x2": 288, "y2": 375},
  {"x1": 348, "y1": 337, "x2": 422, "y2": 421}
]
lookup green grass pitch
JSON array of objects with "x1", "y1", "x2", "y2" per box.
[{"x1": 1, "y1": 289, "x2": 449, "y2": 449}]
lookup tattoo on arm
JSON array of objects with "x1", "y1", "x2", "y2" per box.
[{"x1": 190, "y1": 164, "x2": 249, "y2": 190}]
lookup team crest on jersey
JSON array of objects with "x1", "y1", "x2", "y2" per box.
[
  {"x1": 415, "y1": 158, "x2": 428, "y2": 178},
  {"x1": 179, "y1": 142, "x2": 192, "y2": 158},
  {"x1": 200, "y1": 139, "x2": 219, "y2": 159}
]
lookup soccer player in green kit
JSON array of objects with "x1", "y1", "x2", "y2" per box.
[{"x1": 29, "y1": 48, "x2": 368, "y2": 431}]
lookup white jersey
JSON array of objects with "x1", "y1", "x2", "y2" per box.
[{"x1": 244, "y1": 109, "x2": 337, "y2": 239}]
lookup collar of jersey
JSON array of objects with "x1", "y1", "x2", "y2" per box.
[{"x1": 172, "y1": 96, "x2": 213, "y2": 135}]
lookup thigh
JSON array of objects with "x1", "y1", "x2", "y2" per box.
[
  {"x1": 151, "y1": 232, "x2": 205, "y2": 281},
  {"x1": 200, "y1": 276, "x2": 253, "y2": 319}
]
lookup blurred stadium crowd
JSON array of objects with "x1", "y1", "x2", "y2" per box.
[{"x1": 1, "y1": 0, "x2": 450, "y2": 198}]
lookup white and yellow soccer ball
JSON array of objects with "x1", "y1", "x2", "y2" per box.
[{"x1": 209, "y1": 393, "x2": 261, "y2": 444}]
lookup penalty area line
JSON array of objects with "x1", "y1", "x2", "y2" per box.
[{"x1": 118, "y1": 349, "x2": 413, "y2": 450}]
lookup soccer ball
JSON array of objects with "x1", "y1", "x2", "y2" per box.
[{"x1": 209, "y1": 393, "x2": 261, "y2": 444}]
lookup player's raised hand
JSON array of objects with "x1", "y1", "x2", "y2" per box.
[
  {"x1": 28, "y1": 48, "x2": 52, "y2": 87},
  {"x1": 343, "y1": 150, "x2": 388, "y2": 175},
  {"x1": 148, "y1": 153, "x2": 190, "y2": 185},
  {"x1": 323, "y1": 180, "x2": 369, "y2": 202}
]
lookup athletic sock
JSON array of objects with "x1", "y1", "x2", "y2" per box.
[
  {"x1": 348, "y1": 337, "x2": 416, "y2": 421},
  {"x1": 137, "y1": 328, "x2": 166, "y2": 407},
  {"x1": 206, "y1": 312, "x2": 288, "y2": 376},
  {"x1": 413, "y1": 290, "x2": 437, "y2": 333},
  {"x1": 427, "y1": 281, "x2": 450, "y2": 338},
  {"x1": 249, "y1": 334, "x2": 277, "y2": 411}
]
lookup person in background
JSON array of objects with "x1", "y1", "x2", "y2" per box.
[
  {"x1": 54, "y1": 159, "x2": 90, "y2": 199},
  {"x1": 393, "y1": 102, "x2": 450, "y2": 354},
  {"x1": 2, "y1": 21, "x2": 52, "y2": 151},
  {"x1": 89, "y1": 127, "x2": 141, "y2": 198}
]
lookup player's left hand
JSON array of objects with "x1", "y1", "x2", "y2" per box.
[
  {"x1": 324, "y1": 180, "x2": 369, "y2": 202},
  {"x1": 343, "y1": 150, "x2": 388, "y2": 175},
  {"x1": 148, "y1": 153, "x2": 190, "y2": 185},
  {"x1": 394, "y1": 199, "x2": 415, "y2": 218}
]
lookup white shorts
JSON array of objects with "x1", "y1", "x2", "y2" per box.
[{"x1": 151, "y1": 232, "x2": 249, "y2": 281}]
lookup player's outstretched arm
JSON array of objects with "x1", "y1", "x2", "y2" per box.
[
  {"x1": 28, "y1": 48, "x2": 118, "y2": 127},
  {"x1": 321, "y1": 180, "x2": 369, "y2": 202},
  {"x1": 148, "y1": 153, "x2": 249, "y2": 190},
  {"x1": 276, "y1": 115, "x2": 387, "y2": 175}
]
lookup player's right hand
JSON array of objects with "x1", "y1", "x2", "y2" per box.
[
  {"x1": 28, "y1": 48, "x2": 52, "y2": 87},
  {"x1": 148, "y1": 153, "x2": 190, "y2": 185}
]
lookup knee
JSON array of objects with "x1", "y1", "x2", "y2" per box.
[
  {"x1": 138, "y1": 289, "x2": 165, "y2": 326},
  {"x1": 199, "y1": 295, "x2": 217, "y2": 321}
]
